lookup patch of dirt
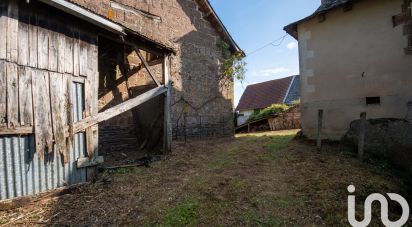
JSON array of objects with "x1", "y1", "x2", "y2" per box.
[{"x1": 0, "y1": 130, "x2": 410, "y2": 226}]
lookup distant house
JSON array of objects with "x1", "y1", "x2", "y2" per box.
[
  {"x1": 284, "y1": 0, "x2": 412, "y2": 140},
  {"x1": 236, "y1": 76, "x2": 300, "y2": 126}
]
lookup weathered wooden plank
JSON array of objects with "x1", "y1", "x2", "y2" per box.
[
  {"x1": 64, "y1": 30, "x2": 73, "y2": 74},
  {"x1": 32, "y1": 70, "x2": 53, "y2": 157},
  {"x1": 79, "y1": 35, "x2": 88, "y2": 77},
  {"x1": 28, "y1": 12, "x2": 38, "y2": 68},
  {"x1": 0, "y1": 127, "x2": 33, "y2": 135},
  {"x1": 85, "y1": 127, "x2": 94, "y2": 157},
  {"x1": 37, "y1": 18, "x2": 49, "y2": 70},
  {"x1": 0, "y1": 61, "x2": 6, "y2": 127},
  {"x1": 73, "y1": 86, "x2": 167, "y2": 133},
  {"x1": 6, "y1": 62, "x2": 18, "y2": 128},
  {"x1": 50, "y1": 72, "x2": 68, "y2": 162},
  {"x1": 84, "y1": 79, "x2": 93, "y2": 156},
  {"x1": 65, "y1": 74, "x2": 74, "y2": 148},
  {"x1": 89, "y1": 37, "x2": 98, "y2": 80},
  {"x1": 0, "y1": 0, "x2": 8, "y2": 59},
  {"x1": 71, "y1": 76, "x2": 85, "y2": 84},
  {"x1": 358, "y1": 112, "x2": 366, "y2": 160},
  {"x1": 17, "y1": 14, "x2": 29, "y2": 66},
  {"x1": 317, "y1": 109, "x2": 323, "y2": 151},
  {"x1": 6, "y1": 0, "x2": 18, "y2": 63},
  {"x1": 73, "y1": 29, "x2": 80, "y2": 76},
  {"x1": 18, "y1": 66, "x2": 33, "y2": 126},
  {"x1": 57, "y1": 32, "x2": 65, "y2": 73},
  {"x1": 48, "y1": 30, "x2": 58, "y2": 72},
  {"x1": 76, "y1": 156, "x2": 104, "y2": 169}
]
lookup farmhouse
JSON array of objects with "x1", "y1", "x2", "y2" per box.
[
  {"x1": 0, "y1": 0, "x2": 242, "y2": 200},
  {"x1": 284, "y1": 0, "x2": 412, "y2": 140},
  {"x1": 236, "y1": 75, "x2": 300, "y2": 126}
]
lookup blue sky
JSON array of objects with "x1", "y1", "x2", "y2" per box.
[{"x1": 209, "y1": 0, "x2": 320, "y2": 106}]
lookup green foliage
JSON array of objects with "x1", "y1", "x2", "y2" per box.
[
  {"x1": 265, "y1": 134, "x2": 295, "y2": 161},
  {"x1": 290, "y1": 99, "x2": 300, "y2": 105},
  {"x1": 247, "y1": 104, "x2": 291, "y2": 123},
  {"x1": 162, "y1": 198, "x2": 199, "y2": 226},
  {"x1": 217, "y1": 39, "x2": 246, "y2": 82}
]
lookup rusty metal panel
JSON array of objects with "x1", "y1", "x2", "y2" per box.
[{"x1": 0, "y1": 82, "x2": 87, "y2": 201}]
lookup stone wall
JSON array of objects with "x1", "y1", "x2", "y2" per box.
[
  {"x1": 268, "y1": 105, "x2": 301, "y2": 131},
  {"x1": 69, "y1": 0, "x2": 235, "y2": 145},
  {"x1": 343, "y1": 118, "x2": 412, "y2": 177}
]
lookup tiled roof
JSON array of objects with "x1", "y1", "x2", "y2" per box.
[
  {"x1": 284, "y1": 0, "x2": 354, "y2": 39},
  {"x1": 284, "y1": 75, "x2": 300, "y2": 104},
  {"x1": 316, "y1": 0, "x2": 352, "y2": 13},
  {"x1": 236, "y1": 76, "x2": 294, "y2": 111}
]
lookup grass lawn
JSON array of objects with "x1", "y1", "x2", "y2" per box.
[{"x1": 0, "y1": 130, "x2": 410, "y2": 226}]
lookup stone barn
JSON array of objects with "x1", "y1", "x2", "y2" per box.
[{"x1": 0, "y1": 0, "x2": 242, "y2": 200}]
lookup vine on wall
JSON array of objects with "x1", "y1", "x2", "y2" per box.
[{"x1": 217, "y1": 39, "x2": 246, "y2": 86}]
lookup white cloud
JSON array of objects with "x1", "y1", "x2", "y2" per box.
[
  {"x1": 258, "y1": 67, "x2": 289, "y2": 77},
  {"x1": 286, "y1": 42, "x2": 298, "y2": 49}
]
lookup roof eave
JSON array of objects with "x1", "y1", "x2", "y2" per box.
[
  {"x1": 197, "y1": 0, "x2": 245, "y2": 56},
  {"x1": 38, "y1": 0, "x2": 126, "y2": 35},
  {"x1": 283, "y1": 0, "x2": 359, "y2": 40}
]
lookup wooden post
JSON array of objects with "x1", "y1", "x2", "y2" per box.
[
  {"x1": 317, "y1": 109, "x2": 323, "y2": 151},
  {"x1": 199, "y1": 116, "x2": 202, "y2": 140},
  {"x1": 163, "y1": 53, "x2": 172, "y2": 152},
  {"x1": 358, "y1": 112, "x2": 366, "y2": 160},
  {"x1": 184, "y1": 113, "x2": 187, "y2": 144}
]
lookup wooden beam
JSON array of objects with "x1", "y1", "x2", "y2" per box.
[
  {"x1": 0, "y1": 127, "x2": 33, "y2": 135},
  {"x1": 38, "y1": 0, "x2": 125, "y2": 35},
  {"x1": 148, "y1": 58, "x2": 163, "y2": 66},
  {"x1": 317, "y1": 109, "x2": 323, "y2": 151},
  {"x1": 77, "y1": 156, "x2": 104, "y2": 168},
  {"x1": 163, "y1": 54, "x2": 172, "y2": 152},
  {"x1": 135, "y1": 48, "x2": 161, "y2": 86},
  {"x1": 358, "y1": 112, "x2": 366, "y2": 160},
  {"x1": 73, "y1": 86, "x2": 167, "y2": 133}
]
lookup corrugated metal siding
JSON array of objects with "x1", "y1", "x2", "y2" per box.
[{"x1": 0, "y1": 82, "x2": 87, "y2": 200}]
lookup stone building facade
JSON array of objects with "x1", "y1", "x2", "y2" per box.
[{"x1": 66, "y1": 0, "x2": 242, "y2": 151}]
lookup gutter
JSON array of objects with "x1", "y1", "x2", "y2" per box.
[{"x1": 38, "y1": 0, "x2": 126, "y2": 36}]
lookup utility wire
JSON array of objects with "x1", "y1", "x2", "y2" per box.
[{"x1": 246, "y1": 34, "x2": 288, "y2": 56}]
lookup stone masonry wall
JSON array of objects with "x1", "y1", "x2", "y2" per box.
[
  {"x1": 69, "y1": 0, "x2": 234, "y2": 143},
  {"x1": 268, "y1": 105, "x2": 301, "y2": 131}
]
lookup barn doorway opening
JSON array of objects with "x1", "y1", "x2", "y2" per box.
[{"x1": 97, "y1": 36, "x2": 169, "y2": 166}]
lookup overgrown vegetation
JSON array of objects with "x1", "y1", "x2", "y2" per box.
[
  {"x1": 161, "y1": 198, "x2": 199, "y2": 226},
  {"x1": 217, "y1": 39, "x2": 246, "y2": 83},
  {"x1": 1, "y1": 130, "x2": 410, "y2": 226},
  {"x1": 247, "y1": 104, "x2": 291, "y2": 122}
]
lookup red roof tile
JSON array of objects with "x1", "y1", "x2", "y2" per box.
[{"x1": 236, "y1": 76, "x2": 293, "y2": 111}]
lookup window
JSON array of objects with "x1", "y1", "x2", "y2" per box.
[{"x1": 366, "y1": 97, "x2": 380, "y2": 105}]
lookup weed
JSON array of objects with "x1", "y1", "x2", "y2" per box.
[
  {"x1": 243, "y1": 212, "x2": 283, "y2": 227},
  {"x1": 264, "y1": 134, "x2": 294, "y2": 161},
  {"x1": 208, "y1": 154, "x2": 234, "y2": 171},
  {"x1": 161, "y1": 198, "x2": 199, "y2": 227}
]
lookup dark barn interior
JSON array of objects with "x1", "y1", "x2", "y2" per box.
[{"x1": 97, "y1": 36, "x2": 170, "y2": 166}]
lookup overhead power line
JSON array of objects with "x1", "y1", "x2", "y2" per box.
[{"x1": 246, "y1": 34, "x2": 288, "y2": 56}]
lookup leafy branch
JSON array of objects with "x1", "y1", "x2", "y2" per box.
[{"x1": 217, "y1": 39, "x2": 246, "y2": 84}]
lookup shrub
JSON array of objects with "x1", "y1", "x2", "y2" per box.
[{"x1": 247, "y1": 104, "x2": 290, "y2": 122}]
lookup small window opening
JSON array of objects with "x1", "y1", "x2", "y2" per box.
[{"x1": 366, "y1": 97, "x2": 381, "y2": 105}]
